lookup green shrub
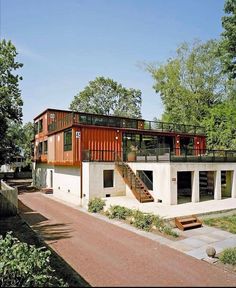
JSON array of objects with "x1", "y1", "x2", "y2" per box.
[
  {"x1": 131, "y1": 210, "x2": 155, "y2": 231},
  {"x1": 88, "y1": 197, "x2": 106, "y2": 213},
  {"x1": 152, "y1": 215, "x2": 165, "y2": 229},
  {"x1": 0, "y1": 232, "x2": 67, "y2": 287},
  {"x1": 108, "y1": 205, "x2": 133, "y2": 220},
  {"x1": 219, "y1": 247, "x2": 236, "y2": 265},
  {"x1": 161, "y1": 226, "x2": 179, "y2": 238}
]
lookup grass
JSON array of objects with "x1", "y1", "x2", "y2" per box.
[
  {"x1": 203, "y1": 214, "x2": 236, "y2": 234},
  {"x1": 219, "y1": 247, "x2": 236, "y2": 266}
]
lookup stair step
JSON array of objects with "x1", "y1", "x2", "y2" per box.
[
  {"x1": 182, "y1": 222, "x2": 202, "y2": 229},
  {"x1": 179, "y1": 217, "x2": 197, "y2": 223},
  {"x1": 141, "y1": 198, "x2": 154, "y2": 203},
  {"x1": 175, "y1": 215, "x2": 202, "y2": 231}
]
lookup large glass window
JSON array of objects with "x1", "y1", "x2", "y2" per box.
[
  {"x1": 64, "y1": 129, "x2": 72, "y2": 151},
  {"x1": 43, "y1": 140, "x2": 48, "y2": 154},
  {"x1": 38, "y1": 142, "x2": 43, "y2": 155},
  {"x1": 38, "y1": 119, "x2": 43, "y2": 133},
  {"x1": 103, "y1": 170, "x2": 114, "y2": 188}
]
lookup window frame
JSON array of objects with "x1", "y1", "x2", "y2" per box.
[
  {"x1": 103, "y1": 170, "x2": 114, "y2": 188},
  {"x1": 64, "y1": 129, "x2": 72, "y2": 151}
]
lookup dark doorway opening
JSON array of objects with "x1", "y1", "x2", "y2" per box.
[
  {"x1": 199, "y1": 171, "x2": 214, "y2": 202},
  {"x1": 221, "y1": 171, "x2": 233, "y2": 199},
  {"x1": 177, "y1": 171, "x2": 192, "y2": 204}
]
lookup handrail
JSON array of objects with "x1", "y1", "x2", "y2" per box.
[
  {"x1": 82, "y1": 148, "x2": 236, "y2": 163},
  {"x1": 47, "y1": 112, "x2": 205, "y2": 135},
  {"x1": 114, "y1": 153, "x2": 153, "y2": 202},
  {"x1": 137, "y1": 170, "x2": 153, "y2": 191}
]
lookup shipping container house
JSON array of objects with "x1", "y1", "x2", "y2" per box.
[{"x1": 33, "y1": 109, "x2": 236, "y2": 206}]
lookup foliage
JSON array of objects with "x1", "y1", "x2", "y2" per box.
[
  {"x1": 220, "y1": 0, "x2": 236, "y2": 79},
  {"x1": 161, "y1": 226, "x2": 179, "y2": 238},
  {"x1": 107, "y1": 205, "x2": 133, "y2": 220},
  {"x1": 0, "y1": 40, "x2": 23, "y2": 165},
  {"x1": 130, "y1": 210, "x2": 156, "y2": 231},
  {"x1": 88, "y1": 197, "x2": 106, "y2": 213},
  {"x1": 203, "y1": 101, "x2": 236, "y2": 149},
  {"x1": 6, "y1": 121, "x2": 34, "y2": 165},
  {"x1": 0, "y1": 232, "x2": 67, "y2": 287},
  {"x1": 220, "y1": 247, "x2": 236, "y2": 265},
  {"x1": 203, "y1": 214, "x2": 236, "y2": 234},
  {"x1": 147, "y1": 40, "x2": 231, "y2": 127},
  {"x1": 70, "y1": 76, "x2": 142, "y2": 118}
]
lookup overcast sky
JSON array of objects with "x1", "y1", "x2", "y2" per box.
[{"x1": 1, "y1": 0, "x2": 225, "y2": 123}]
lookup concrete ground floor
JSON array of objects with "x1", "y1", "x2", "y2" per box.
[
  {"x1": 33, "y1": 161, "x2": 236, "y2": 211},
  {"x1": 18, "y1": 191, "x2": 236, "y2": 286}
]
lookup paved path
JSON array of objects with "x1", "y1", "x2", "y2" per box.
[{"x1": 18, "y1": 192, "x2": 236, "y2": 287}]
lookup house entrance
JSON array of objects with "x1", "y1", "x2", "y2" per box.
[{"x1": 177, "y1": 171, "x2": 192, "y2": 204}]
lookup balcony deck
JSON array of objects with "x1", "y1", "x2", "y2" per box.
[
  {"x1": 82, "y1": 148, "x2": 236, "y2": 163},
  {"x1": 47, "y1": 112, "x2": 205, "y2": 135}
]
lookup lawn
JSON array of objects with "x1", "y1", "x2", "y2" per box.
[{"x1": 203, "y1": 214, "x2": 236, "y2": 234}]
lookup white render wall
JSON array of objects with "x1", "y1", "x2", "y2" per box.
[
  {"x1": 82, "y1": 162, "x2": 126, "y2": 206},
  {"x1": 170, "y1": 162, "x2": 236, "y2": 205},
  {"x1": 127, "y1": 162, "x2": 171, "y2": 204},
  {"x1": 53, "y1": 166, "x2": 81, "y2": 205},
  {"x1": 128, "y1": 162, "x2": 236, "y2": 205},
  {"x1": 33, "y1": 163, "x2": 81, "y2": 205}
]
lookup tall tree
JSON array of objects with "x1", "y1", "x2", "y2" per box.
[
  {"x1": 220, "y1": 0, "x2": 236, "y2": 79},
  {"x1": 6, "y1": 122, "x2": 34, "y2": 165},
  {"x1": 0, "y1": 40, "x2": 23, "y2": 165},
  {"x1": 70, "y1": 76, "x2": 142, "y2": 118},
  {"x1": 203, "y1": 100, "x2": 236, "y2": 150},
  {"x1": 147, "y1": 40, "x2": 232, "y2": 126}
]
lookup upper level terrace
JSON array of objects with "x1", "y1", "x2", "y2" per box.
[{"x1": 45, "y1": 110, "x2": 205, "y2": 136}]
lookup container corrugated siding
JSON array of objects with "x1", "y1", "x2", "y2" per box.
[
  {"x1": 48, "y1": 135, "x2": 55, "y2": 162},
  {"x1": 82, "y1": 127, "x2": 122, "y2": 161}
]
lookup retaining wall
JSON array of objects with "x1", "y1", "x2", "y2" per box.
[{"x1": 0, "y1": 181, "x2": 18, "y2": 217}]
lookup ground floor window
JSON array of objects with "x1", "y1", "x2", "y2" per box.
[{"x1": 103, "y1": 170, "x2": 114, "y2": 188}]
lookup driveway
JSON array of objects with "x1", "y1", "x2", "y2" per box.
[{"x1": 18, "y1": 192, "x2": 236, "y2": 287}]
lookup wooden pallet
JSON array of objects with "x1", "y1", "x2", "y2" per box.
[{"x1": 175, "y1": 215, "x2": 202, "y2": 231}]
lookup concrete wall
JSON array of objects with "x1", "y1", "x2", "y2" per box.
[
  {"x1": 82, "y1": 162, "x2": 126, "y2": 206},
  {"x1": 128, "y1": 162, "x2": 171, "y2": 204},
  {"x1": 0, "y1": 181, "x2": 18, "y2": 217},
  {"x1": 53, "y1": 166, "x2": 81, "y2": 204},
  {"x1": 170, "y1": 162, "x2": 236, "y2": 205}
]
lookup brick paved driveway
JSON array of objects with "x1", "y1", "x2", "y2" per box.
[{"x1": 18, "y1": 192, "x2": 236, "y2": 287}]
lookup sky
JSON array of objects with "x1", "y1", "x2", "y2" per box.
[{"x1": 1, "y1": 0, "x2": 225, "y2": 123}]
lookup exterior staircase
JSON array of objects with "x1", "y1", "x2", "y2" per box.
[
  {"x1": 175, "y1": 215, "x2": 202, "y2": 231},
  {"x1": 115, "y1": 155, "x2": 154, "y2": 203}
]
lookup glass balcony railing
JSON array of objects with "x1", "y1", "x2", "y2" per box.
[{"x1": 47, "y1": 112, "x2": 205, "y2": 135}]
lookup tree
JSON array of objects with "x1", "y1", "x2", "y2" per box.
[
  {"x1": 6, "y1": 122, "x2": 34, "y2": 165},
  {"x1": 203, "y1": 101, "x2": 236, "y2": 150},
  {"x1": 0, "y1": 40, "x2": 23, "y2": 165},
  {"x1": 70, "y1": 76, "x2": 142, "y2": 118},
  {"x1": 220, "y1": 0, "x2": 236, "y2": 79},
  {"x1": 147, "y1": 40, "x2": 232, "y2": 126}
]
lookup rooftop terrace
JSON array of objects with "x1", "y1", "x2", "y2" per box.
[{"x1": 47, "y1": 111, "x2": 205, "y2": 135}]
